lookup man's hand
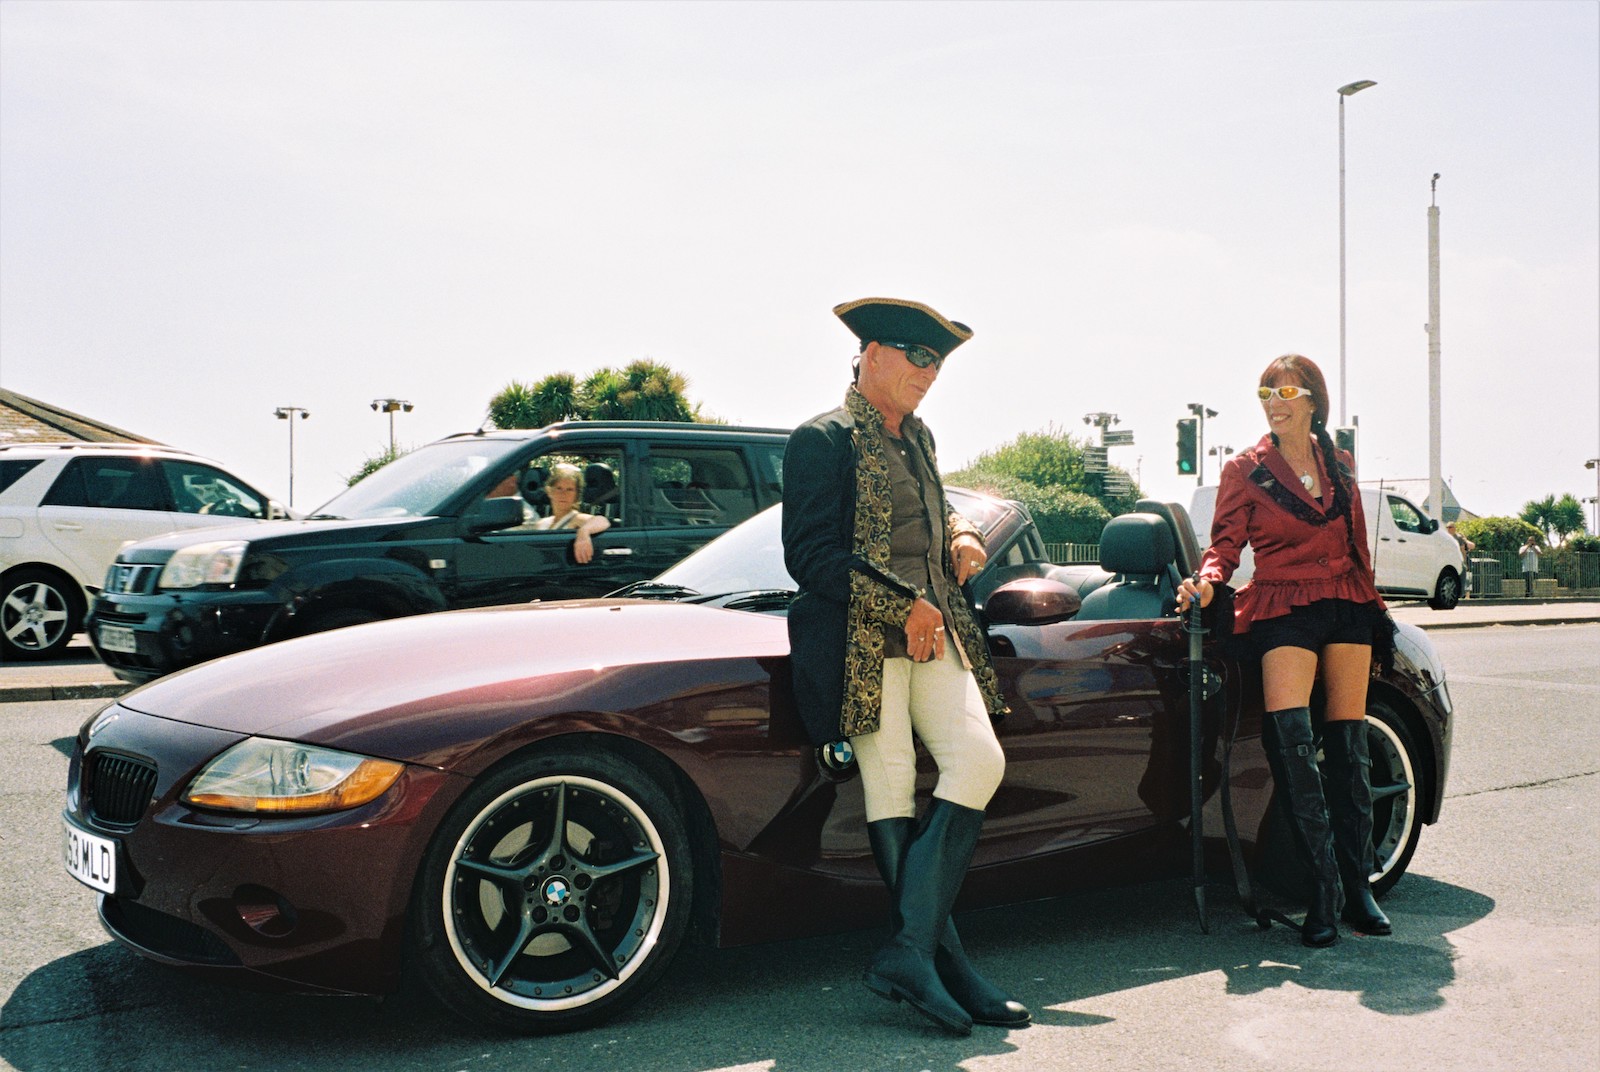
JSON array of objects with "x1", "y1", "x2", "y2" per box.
[
  {"x1": 904, "y1": 598, "x2": 946, "y2": 662},
  {"x1": 951, "y1": 533, "x2": 987, "y2": 585}
]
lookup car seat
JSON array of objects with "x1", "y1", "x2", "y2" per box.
[
  {"x1": 583, "y1": 463, "x2": 619, "y2": 521},
  {"x1": 1074, "y1": 513, "x2": 1182, "y2": 620}
]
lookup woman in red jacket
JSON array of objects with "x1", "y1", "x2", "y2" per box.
[{"x1": 1177, "y1": 354, "x2": 1393, "y2": 947}]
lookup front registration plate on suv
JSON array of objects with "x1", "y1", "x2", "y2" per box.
[
  {"x1": 98, "y1": 624, "x2": 137, "y2": 654},
  {"x1": 63, "y1": 820, "x2": 117, "y2": 894}
]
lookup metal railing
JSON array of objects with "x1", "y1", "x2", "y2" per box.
[
  {"x1": 1043, "y1": 542, "x2": 1101, "y2": 565},
  {"x1": 1467, "y1": 551, "x2": 1600, "y2": 597}
]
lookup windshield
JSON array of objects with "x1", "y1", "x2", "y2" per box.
[
  {"x1": 656, "y1": 488, "x2": 1014, "y2": 596},
  {"x1": 309, "y1": 438, "x2": 527, "y2": 519}
]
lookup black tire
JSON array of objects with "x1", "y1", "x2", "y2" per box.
[
  {"x1": 1255, "y1": 700, "x2": 1425, "y2": 899},
  {"x1": 1, "y1": 568, "x2": 80, "y2": 661},
  {"x1": 409, "y1": 746, "x2": 693, "y2": 1033},
  {"x1": 1428, "y1": 568, "x2": 1462, "y2": 611},
  {"x1": 1365, "y1": 700, "x2": 1423, "y2": 895}
]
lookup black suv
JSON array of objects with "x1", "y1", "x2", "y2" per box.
[{"x1": 88, "y1": 421, "x2": 788, "y2": 682}]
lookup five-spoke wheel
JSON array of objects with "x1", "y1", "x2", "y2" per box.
[
  {"x1": 1, "y1": 569, "x2": 79, "y2": 661},
  {"x1": 411, "y1": 747, "x2": 693, "y2": 1032}
]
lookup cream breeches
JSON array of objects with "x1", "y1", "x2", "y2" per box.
[{"x1": 850, "y1": 655, "x2": 1006, "y2": 822}]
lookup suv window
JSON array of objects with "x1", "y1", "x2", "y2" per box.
[
  {"x1": 1387, "y1": 496, "x2": 1426, "y2": 534},
  {"x1": 0, "y1": 459, "x2": 41, "y2": 494},
  {"x1": 481, "y1": 449, "x2": 629, "y2": 528},
  {"x1": 42, "y1": 456, "x2": 169, "y2": 511},
  {"x1": 163, "y1": 460, "x2": 269, "y2": 519},
  {"x1": 645, "y1": 446, "x2": 759, "y2": 528}
]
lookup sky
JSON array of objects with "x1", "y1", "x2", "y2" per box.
[{"x1": 2, "y1": 0, "x2": 1596, "y2": 522}]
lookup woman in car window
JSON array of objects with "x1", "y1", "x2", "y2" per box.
[
  {"x1": 1177, "y1": 354, "x2": 1393, "y2": 946},
  {"x1": 535, "y1": 463, "x2": 611, "y2": 563}
]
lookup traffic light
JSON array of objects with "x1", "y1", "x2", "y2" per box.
[{"x1": 1176, "y1": 418, "x2": 1198, "y2": 476}]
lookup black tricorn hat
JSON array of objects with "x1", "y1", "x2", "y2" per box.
[{"x1": 833, "y1": 297, "x2": 973, "y2": 357}]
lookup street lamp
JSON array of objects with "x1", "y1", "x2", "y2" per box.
[
  {"x1": 370, "y1": 398, "x2": 414, "y2": 454},
  {"x1": 1338, "y1": 78, "x2": 1377, "y2": 428},
  {"x1": 273, "y1": 406, "x2": 310, "y2": 508},
  {"x1": 1587, "y1": 458, "x2": 1599, "y2": 533}
]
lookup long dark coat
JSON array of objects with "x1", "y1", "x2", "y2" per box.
[{"x1": 781, "y1": 387, "x2": 1006, "y2": 745}]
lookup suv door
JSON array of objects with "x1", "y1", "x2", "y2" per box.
[
  {"x1": 38, "y1": 456, "x2": 185, "y2": 585},
  {"x1": 452, "y1": 444, "x2": 645, "y2": 606},
  {"x1": 636, "y1": 442, "x2": 769, "y2": 581}
]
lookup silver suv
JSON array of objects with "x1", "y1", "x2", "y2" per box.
[{"x1": 1, "y1": 442, "x2": 287, "y2": 660}]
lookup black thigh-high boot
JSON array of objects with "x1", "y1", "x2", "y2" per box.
[
  {"x1": 867, "y1": 817, "x2": 1030, "y2": 1027},
  {"x1": 1321, "y1": 719, "x2": 1393, "y2": 935},
  {"x1": 1263, "y1": 707, "x2": 1342, "y2": 947},
  {"x1": 863, "y1": 800, "x2": 987, "y2": 1034}
]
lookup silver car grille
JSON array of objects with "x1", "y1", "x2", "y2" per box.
[{"x1": 104, "y1": 563, "x2": 161, "y2": 595}]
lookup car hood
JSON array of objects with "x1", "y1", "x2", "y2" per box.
[
  {"x1": 116, "y1": 599, "x2": 790, "y2": 749},
  {"x1": 112, "y1": 515, "x2": 440, "y2": 560}
]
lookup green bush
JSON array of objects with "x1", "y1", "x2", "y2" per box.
[
  {"x1": 1456, "y1": 516, "x2": 1543, "y2": 555},
  {"x1": 947, "y1": 468, "x2": 1110, "y2": 544}
]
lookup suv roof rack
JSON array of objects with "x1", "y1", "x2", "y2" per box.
[{"x1": 0, "y1": 441, "x2": 193, "y2": 455}]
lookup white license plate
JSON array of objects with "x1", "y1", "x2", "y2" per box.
[
  {"x1": 99, "y1": 624, "x2": 138, "y2": 654},
  {"x1": 63, "y1": 820, "x2": 117, "y2": 895}
]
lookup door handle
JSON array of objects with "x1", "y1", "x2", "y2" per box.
[
  {"x1": 54, "y1": 522, "x2": 84, "y2": 531},
  {"x1": 601, "y1": 547, "x2": 633, "y2": 556}
]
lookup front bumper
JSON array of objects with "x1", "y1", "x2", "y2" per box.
[
  {"x1": 88, "y1": 590, "x2": 283, "y2": 683},
  {"x1": 63, "y1": 706, "x2": 466, "y2": 995}
]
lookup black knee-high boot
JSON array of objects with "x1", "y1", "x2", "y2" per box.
[
  {"x1": 1321, "y1": 719, "x2": 1393, "y2": 935},
  {"x1": 1263, "y1": 707, "x2": 1342, "y2": 947},
  {"x1": 867, "y1": 817, "x2": 1030, "y2": 1028},
  {"x1": 863, "y1": 800, "x2": 987, "y2": 1034}
]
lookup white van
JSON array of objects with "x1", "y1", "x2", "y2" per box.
[{"x1": 1188, "y1": 482, "x2": 1465, "y2": 610}]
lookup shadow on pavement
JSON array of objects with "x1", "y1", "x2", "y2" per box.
[{"x1": 0, "y1": 873, "x2": 1492, "y2": 1072}]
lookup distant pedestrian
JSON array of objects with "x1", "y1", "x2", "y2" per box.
[
  {"x1": 1446, "y1": 523, "x2": 1476, "y2": 597},
  {"x1": 1520, "y1": 536, "x2": 1542, "y2": 597}
]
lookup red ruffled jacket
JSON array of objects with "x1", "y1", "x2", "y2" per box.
[{"x1": 1198, "y1": 433, "x2": 1384, "y2": 634}]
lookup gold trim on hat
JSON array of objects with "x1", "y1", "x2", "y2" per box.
[{"x1": 831, "y1": 297, "x2": 974, "y2": 341}]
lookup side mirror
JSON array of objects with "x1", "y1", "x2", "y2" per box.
[
  {"x1": 267, "y1": 500, "x2": 290, "y2": 520},
  {"x1": 463, "y1": 496, "x2": 525, "y2": 535},
  {"x1": 1425, "y1": 517, "x2": 1439, "y2": 534},
  {"x1": 985, "y1": 577, "x2": 1082, "y2": 626}
]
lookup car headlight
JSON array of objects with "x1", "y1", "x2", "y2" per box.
[
  {"x1": 182, "y1": 737, "x2": 404, "y2": 814},
  {"x1": 159, "y1": 540, "x2": 248, "y2": 588}
]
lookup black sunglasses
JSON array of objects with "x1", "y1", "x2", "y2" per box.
[{"x1": 880, "y1": 340, "x2": 946, "y2": 370}]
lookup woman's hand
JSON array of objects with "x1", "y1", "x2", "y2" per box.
[
  {"x1": 1176, "y1": 577, "x2": 1213, "y2": 613},
  {"x1": 573, "y1": 531, "x2": 596, "y2": 564},
  {"x1": 904, "y1": 598, "x2": 946, "y2": 662},
  {"x1": 951, "y1": 533, "x2": 987, "y2": 585}
]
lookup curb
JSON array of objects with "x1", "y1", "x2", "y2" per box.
[
  {"x1": 0, "y1": 682, "x2": 130, "y2": 703},
  {"x1": 1402, "y1": 615, "x2": 1600, "y2": 632}
]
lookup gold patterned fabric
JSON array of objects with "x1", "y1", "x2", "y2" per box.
[{"x1": 787, "y1": 388, "x2": 1011, "y2": 748}]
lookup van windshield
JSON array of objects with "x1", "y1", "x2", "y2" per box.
[{"x1": 308, "y1": 439, "x2": 526, "y2": 519}]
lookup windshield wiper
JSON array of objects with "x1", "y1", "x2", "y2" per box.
[
  {"x1": 697, "y1": 588, "x2": 797, "y2": 611},
  {"x1": 613, "y1": 581, "x2": 703, "y2": 600}
]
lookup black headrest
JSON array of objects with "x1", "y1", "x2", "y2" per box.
[
  {"x1": 584, "y1": 463, "x2": 617, "y2": 500},
  {"x1": 1099, "y1": 513, "x2": 1176, "y2": 576},
  {"x1": 519, "y1": 466, "x2": 548, "y2": 506}
]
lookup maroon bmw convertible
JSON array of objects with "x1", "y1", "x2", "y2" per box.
[{"x1": 61, "y1": 490, "x2": 1452, "y2": 1033}]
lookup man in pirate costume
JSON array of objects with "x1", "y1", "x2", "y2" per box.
[{"x1": 782, "y1": 298, "x2": 1028, "y2": 1036}]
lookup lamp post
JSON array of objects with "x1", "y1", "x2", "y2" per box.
[
  {"x1": 273, "y1": 406, "x2": 310, "y2": 508},
  {"x1": 370, "y1": 398, "x2": 414, "y2": 455},
  {"x1": 1587, "y1": 458, "x2": 1599, "y2": 533},
  {"x1": 1338, "y1": 78, "x2": 1377, "y2": 428}
]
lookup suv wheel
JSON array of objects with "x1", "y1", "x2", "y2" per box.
[{"x1": 1, "y1": 568, "x2": 80, "y2": 660}]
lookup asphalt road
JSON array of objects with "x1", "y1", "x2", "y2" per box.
[{"x1": 1, "y1": 624, "x2": 1595, "y2": 1072}]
